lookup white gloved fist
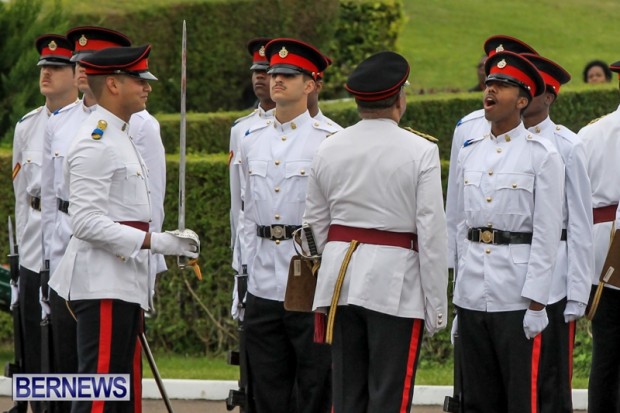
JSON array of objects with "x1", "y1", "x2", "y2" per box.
[
  {"x1": 564, "y1": 300, "x2": 587, "y2": 323},
  {"x1": 39, "y1": 287, "x2": 51, "y2": 320},
  {"x1": 151, "y1": 229, "x2": 200, "y2": 258},
  {"x1": 10, "y1": 283, "x2": 18, "y2": 310},
  {"x1": 450, "y1": 315, "x2": 458, "y2": 345},
  {"x1": 523, "y1": 308, "x2": 548, "y2": 339}
]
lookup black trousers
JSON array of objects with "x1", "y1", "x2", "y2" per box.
[
  {"x1": 70, "y1": 299, "x2": 142, "y2": 413},
  {"x1": 18, "y1": 266, "x2": 43, "y2": 413},
  {"x1": 244, "y1": 293, "x2": 331, "y2": 413},
  {"x1": 589, "y1": 285, "x2": 620, "y2": 413},
  {"x1": 49, "y1": 288, "x2": 79, "y2": 413},
  {"x1": 538, "y1": 298, "x2": 574, "y2": 413},
  {"x1": 458, "y1": 307, "x2": 542, "y2": 413},
  {"x1": 331, "y1": 305, "x2": 423, "y2": 413}
]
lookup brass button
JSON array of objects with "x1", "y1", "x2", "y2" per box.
[
  {"x1": 137, "y1": 171, "x2": 141, "y2": 176},
  {"x1": 291, "y1": 122, "x2": 297, "y2": 130},
  {"x1": 464, "y1": 179, "x2": 469, "y2": 184},
  {"x1": 496, "y1": 147, "x2": 502, "y2": 153},
  {"x1": 248, "y1": 169, "x2": 253, "y2": 174},
  {"x1": 281, "y1": 136, "x2": 287, "y2": 141},
  {"x1": 527, "y1": 135, "x2": 533, "y2": 140},
  {"x1": 266, "y1": 120, "x2": 272, "y2": 125},
  {"x1": 275, "y1": 160, "x2": 281, "y2": 166},
  {"x1": 300, "y1": 169, "x2": 305, "y2": 175},
  {"x1": 486, "y1": 197, "x2": 492, "y2": 203},
  {"x1": 275, "y1": 240, "x2": 281, "y2": 245},
  {"x1": 512, "y1": 183, "x2": 517, "y2": 188},
  {"x1": 535, "y1": 127, "x2": 541, "y2": 133},
  {"x1": 54, "y1": 151, "x2": 59, "y2": 156},
  {"x1": 275, "y1": 187, "x2": 280, "y2": 192},
  {"x1": 488, "y1": 170, "x2": 493, "y2": 176},
  {"x1": 313, "y1": 122, "x2": 320, "y2": 127},
  {"x1": 505, "y1": 135, "x2": 511, "y2": 142},
  {"x1": 27, "y1": 158, "x2": 31, "y2": 163},
  {"x1": 485, "y1": 248, "x2": 491, "y2": 254},
  {"x1": 487, "y1": 223, "x2": 493, "y2": 228},
  {"x1": 275, "y1": 214, "x2": 280, "y2": 220}
]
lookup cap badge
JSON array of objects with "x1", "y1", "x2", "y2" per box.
[
  {"x1": 79, "y1": 35, "x2": 88, "y2": 47},
  {"x1": 279, "y1": 47, "x2": 289, "y2": 58},
  {"x1": 496, "y1": 44, "x2": 505, "y2": 53},
  {"x1": 91, "y1": 120, "x2": 108, "y2": 140},
  {"x1": 259, "y1": 46, "x2": 266, "y2": 57},
  {"x1": 497, "y1": 59, "x2": 507, "y2": 69},
  {"x1": 48, "y1": 41, "x2": 57, "y2": 51}
]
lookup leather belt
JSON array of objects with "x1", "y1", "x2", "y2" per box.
[
  {"x1": 593, "y1": 204, "x2": 617, "y2": 225},
  {"x1": 467, "y1": 228, "x2": 532, "y2": 245},
  {"x1": 58, "y1": 198, "x2": 69, "y2": 214},
  {"x1": 327, "y1": 224, "x2": 419, "y2": 252},
  {"x1": 560, "y1": 229, "x2": 567, "y2": 241},
  {"x1": 256, "y1": 224, "x2": 300, "y2": 241},
  {"x1": 29, "y1": 196, "x2": 41, "y2": 211},
  {"x1": 117, "y1": 221, "x2": 150, "y2": 231}
]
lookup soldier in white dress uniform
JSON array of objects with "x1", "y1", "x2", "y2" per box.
[
  {"x1": 48, "y1": 45, "x2": 199, "y2": 413},
  {"x1": 453, "y1": 51, "x2": 564, "y2": 413},
  {"x1": 239, "y1": 38, "x2": 340, "y2": 413},
  {"x1": 521, "y1": 53, "x2": 593, "y2": 413},
  {"x1": 303, "y1": 51, "x2": 448, "y2": 413},
  {"x1": 578, "y1": 60, "x2": 620, "y2": 413},
  {"x1": 11, "y1": 33, "x2": 77, "y2": 413}
]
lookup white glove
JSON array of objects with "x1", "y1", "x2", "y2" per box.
[
  {"x1": 523, "y1": 308, "x2": 548, "y2": 339},
  {"x1": 450, "y1": 315, "x2": 458, "y2": 345},
  {"x1": 151, "y1": 229, "x2": 199, "y2": 258},
  {"x1": 564, "y1": 300, "x2": 586, "y2": 323},
  {"x1": 231, "y1": 276, "x2": 246, "y2": 322},
  {"x1": 39, "y1": 287, "x2": 51, "y2": 320},
  {"x1": 10, "y1": 283, "x2": 18, "y2": 309}
]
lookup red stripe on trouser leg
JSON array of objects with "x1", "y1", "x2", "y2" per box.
[
  {"x1": 133, "y1": 335, "x2": 143, "y2": 413},
  {"x1": 399, "y1": 319, "x2": 422, "y2": 412},
  {"x1": 568, "y1": 320, "x2": 575, "y2": 388},
  {"x1": 92, "y1": 300, "x2": 113, "y2": 413},
  {"x1": 530, "y1": 334, "x2": 542, "y2": 413}
]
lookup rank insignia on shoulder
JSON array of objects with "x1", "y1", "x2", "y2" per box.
[
  {"x1": 587, "y1": 115, "x2": 605, "y2": 125},
  {"x1": 403, "y1": 126, "x2": 439, "y2": 143},
  {"x1": 91, "y1": 120, "x2": 107, "y2": 140}
]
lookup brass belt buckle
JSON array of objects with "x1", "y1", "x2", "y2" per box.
[
  {"x1": 271, "y1": 225, "x2": 285, "y2": 240},
  {"x1": 479, "y1": 229, "x2": 494, "y2": 244}
]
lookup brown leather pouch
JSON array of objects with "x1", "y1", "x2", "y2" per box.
[{"x1": 284, "y1": 255, "x2": 318, "y2": 312}]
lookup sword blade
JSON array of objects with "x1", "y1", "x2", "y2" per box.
[
  {"x1": 178, "y1": 20, "x2": 187, "y2": 232},
  {"x1": 8, "y1": 216, "x2": 15, "y2": 255}
]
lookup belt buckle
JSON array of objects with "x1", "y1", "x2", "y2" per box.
[
  {"x1": 479, "y1": 229, "x2": 494, "y2": 244},
  {"x1": 270, "y1": 225, "x2": 285, "y2": 240}
]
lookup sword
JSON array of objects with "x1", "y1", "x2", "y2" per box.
[{"x1": 178, "y1": 19, "x2": 188, "y2": 269}]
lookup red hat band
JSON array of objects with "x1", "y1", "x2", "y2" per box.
[
  {"x1": 40, "y1": 44, "x2": 73, "y2": 60},
  {"x1": 489, "y1": 61, "x2": 537, "y2": 96},
  {"x1": 539, "y1": 71, "x2": 561, "y2": 94},
  {"x1": 252, "y1": 47, "x2": 268, "y2": 64},
  {"x1": 74, "y1": 37, "x2": 127, "y2": 53},
  {"x1": 269, "y1": 48, "x2": 319, "y2": 76},
  {"x1": 83, "y1": 57, "x2": 149, "y2": 75}
]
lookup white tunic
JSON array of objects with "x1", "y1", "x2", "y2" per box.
[
  {"x1": 49, "y1": 107, "x2": 152, "y2": 310},
  {"x1": 304, "y1": 118, "x2": 448, "y2": 330},
  {"x1": 41, "y1": 100, "x2": 95, "y2": 273},
  {"x1": 527, "y1": 117, "x2": 593, "y2": 305},
  {"x1": 12, "y1": 106, "x2": 48, "y2": 272},
  {"x1": 454, "y1": 123, "x2": 564, "y2": 311},
  {"x1": 445, "y1": 109, "x2": 489, "y2": 269},
  {"x1": 578, "y1": 105, "x2": 620, "y2": 284},
  {"x1": 240, "y1": 110, "x2": 340, "y2": 301}
]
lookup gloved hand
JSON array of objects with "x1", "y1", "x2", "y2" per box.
[
  {"x1": 39, "y1": 286, "x2": 51, "y2": 320},
  {"x1": 564, "y1": 300, "x2": 587, "y2": 323},
  {"x1": 450, "y1": 315, "x2": 458, "y2": 345},
  {"x1": 231, "y1": 276, "x2": 246, "y2": 322},
  {"x1": 10, "y1": 283, "x2": 18, "y2": 309},
  {"x1": 523, "y1": 308, "x2": 548, "y2": 339},
  {"x1": 151, "y1": 229, "x2": 199, "y2": 258}
]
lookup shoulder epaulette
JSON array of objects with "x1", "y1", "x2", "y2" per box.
[
  {"x1": 245, "y1": 118, "x2": 272, "y2": 136},
  {"x1": 463, "y1": 135, "x2": 486, "y2": 147},
  {"x1": 232, "y1": 109, "x2": 259, "y2": 126},
  {"x1": 51, "y1": 99, "x2": 81, "y2": 116},
  {"x1": 91, "y1": 119, "x2": 108, "y2": 140},
  {"x1": 586, "y1": 115, "x2": 606, "y2": 126},
  {"x1": 455, "y1": 109, "x2": 485, "y2": 127},
  {"x1": 403, "y1": 126, "x2": 439, "y2": 143},
  {"x1": 18, "y1": 106, "x2": 43, "y2": 123},
  {"x1": 311, "y1": 119, "x2": 340, "y2": 134}
]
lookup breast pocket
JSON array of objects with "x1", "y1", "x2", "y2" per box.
[
  {"x1": 285, "y1": 160, "x2": 312, "y2": 202},
  {"x1": 463, "y1": 171, "x2": 483, "y2": 212},
  {"x1": 21, "y1": 150, "x2": 42, "y2": 186},
  {"x1": 122, "y1": 163, "x2": 149, "y2": 205},
  {"x1": 248, "y1": 160, "x2": 269, "y2": 201},
  {"x1": 494, "y1": 173, "x2": 535, "y2": 214}
]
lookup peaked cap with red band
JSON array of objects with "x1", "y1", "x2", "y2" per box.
[
  {"x1": 247, "y1": 37, "x2": 271, "y2": 71},
  {"x1": 484, "y1": 35, "x2": 538, "y2": 57},
  {"x1": 66, "y1": 26, "x2": 131, "y2": 63},
  {"x1": 521, "y1": 53, "x2": 571, "y2": 95},
  {"x1": 35, "y1": 34, "x2": 73, "y2": 66},
  {"x1": 79, "y1": 44, "x2": 157, "y2": 81},
  {"x1": 609, "y1": 60, "x2": 620, "y2": 76},
  {"x1": 345, "y1": 51, "x2": 410, "y2": 102},
  {"x1": 485, "y1": 51, "x2": 545, "y2": 98},
  {"x1": 264, "y1": 38, "x2": 328, "y2": 79}
]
